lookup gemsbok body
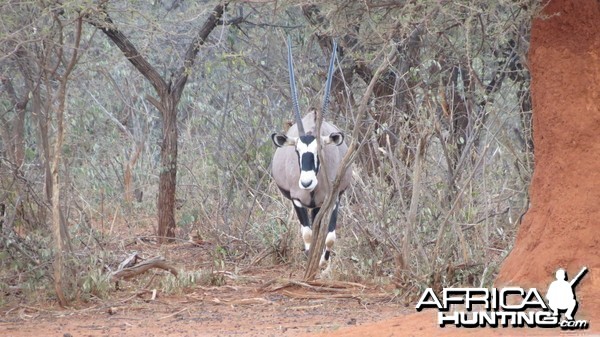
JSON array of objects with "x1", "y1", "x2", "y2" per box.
[{"x1": 271, "y1": 38, "x2": 352, "y2": 267}]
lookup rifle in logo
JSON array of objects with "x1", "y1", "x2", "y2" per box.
[{"x1": 546, "y1": 266, "x2": 588, "y2": 321}]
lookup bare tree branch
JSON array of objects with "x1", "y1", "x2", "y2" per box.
[
  {"x1": 172, "y1": 3, "x2": 228, "y2": 100},
  {"x1": 88, "y1": 10, "x2": 169, "y2": 98}
]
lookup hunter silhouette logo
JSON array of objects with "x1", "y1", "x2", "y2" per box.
[
  {"x1": 416, "y1": 266, "x2": 589, "y2": 329},
  {"x1": 546, "y1": 267, "x2": 588, "y2": 321}
]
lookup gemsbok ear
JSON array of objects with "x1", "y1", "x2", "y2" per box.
[
  {"x1": 323, "y1": 132, "x2": 344, "y2": 146},
  {"x1": 271, "y1": 132, "x2": 296, "y2": 147}
]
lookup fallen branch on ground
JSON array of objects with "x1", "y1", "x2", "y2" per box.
[
  {"x1": 281, "y1": 290, "x2": 391, "y2": 301},
  {"x1": 111, "y1": 256, "x2": 178, "y2": 282},
  {"x1": 211, "y1": 297, "x2": 273, "y2": 306},
  {"x1": 281, "y1": 290, "x2": 360, "y2": 299},
  {"x1": 261, "y1": 278, "x2": 368, "y2": 293}
]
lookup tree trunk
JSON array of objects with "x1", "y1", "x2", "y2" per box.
[
  {"x1": 91, "y1": 3, "x2": 226, "y2": 243},
  {"x1": 51, "y1": 133, "x2": 67, "y2": 307},
  {"x1": 35, "y1": 90, "x2": 53, "y2": 203},
  {"x1": 0, "y1": 77, "x2": 28, "y2": 169},
  {"x1": 157, "y1": 100, "x2": 178, "y2": 242},
  {"x1": 49, "y1": 15, "x2": 82, "y2": 308}
]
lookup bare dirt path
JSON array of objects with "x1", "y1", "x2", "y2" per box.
[
  {"x1": 0, "y1": 258, "x2": 406, "y2": 337},
  {"x1": 0, "y1": 272, "x2": 403, "y2": 337}
]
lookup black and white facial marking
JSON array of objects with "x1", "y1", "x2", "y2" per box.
[
  {"x1": 271, "y1": 131, "x2": 345, "y2": 192},
  {"x1": 296, "y1": 135, "x2": 319, "y2": 190}
]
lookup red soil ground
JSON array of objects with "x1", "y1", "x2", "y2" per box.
[
  {"x1": 0, "y1": 258, "x2": 408, "y2": 337},
  {"x1": 1, "y1": 0, "x2": 598, "y2": 336}
]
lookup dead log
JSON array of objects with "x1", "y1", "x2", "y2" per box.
[{"x1": 111, "y1": 256, "x2": 178, "y2": 282}]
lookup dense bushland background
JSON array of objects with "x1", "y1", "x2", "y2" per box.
[{"x1": 0, "y1": 0, "x2": 536, "y2": 305}]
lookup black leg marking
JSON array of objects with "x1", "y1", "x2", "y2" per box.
[
  {"x1": 309, "y1": 190, "x2": 316, "y2": 208},
  {"x1": 311, "y1": 207, "x2": 320, "y2": 225},
  {"x1": 320, "y1": 199, "x2": 339, "y2": 267},
  {"x1": 294, "y1": 203, "x2": 312, "y2": 253},
  {"x1": 293, "y1": 204, "x2": 310, "y2": 228},
  {"x1": 327, "y1": 200, "x2": 340, "y2": 233}
]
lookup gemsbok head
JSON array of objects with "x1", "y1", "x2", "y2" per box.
[{"x1": 271, "y1": 37, "x2": 352, "y2": 268}]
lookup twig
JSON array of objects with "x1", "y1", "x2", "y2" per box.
[
  {"x1": 286, "y1": 304, "x2": 324, "y2": 311},
  {"x1": 304, "y1": 279, "x2": 368, "y2": 289},
  {"x1": 117, "y1": 290, "x2": 152, "y2": 304},
  {"x1": 211, "y1": 297, "x2": 273, "y2": 306},
  {"x1": 249, "y1": 246, "x2": 273, "y2": 266},
  {"x1": 261, "y1": 278, "x2": 367, "y2": 293},
  {"x1": 281, "y1": 290, "x2": 366, "y2": 300},
  {"x1": 431, "y1": 144, "x2": 491, "y2": 270},
  {"x1": 158, "y1": 307, "x2": 189, "y2": 320}
]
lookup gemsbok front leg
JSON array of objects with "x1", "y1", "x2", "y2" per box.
[
  {"x1": 320, "y1": 199, "x2": 339, "y2": 268},
  {"x1": 293, "y1": 203, "x2": 312, "y2": 252}
]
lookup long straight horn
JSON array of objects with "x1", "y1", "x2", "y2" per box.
[
  {"x1": 321, "y1": 39, "x2": 337, "y2": 116},
  {"x1": 287, "y1": 36, "x2": 305, "y2": 136}
]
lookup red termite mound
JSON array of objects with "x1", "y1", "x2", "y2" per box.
[{"x1": 494, "y1": 0, "x2": 600, "y2": 321}]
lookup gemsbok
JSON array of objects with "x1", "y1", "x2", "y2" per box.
[{"x1": 271, "y1": 38, "x2": 352, "y2": 268}]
